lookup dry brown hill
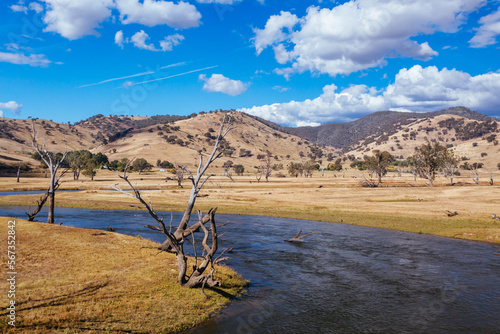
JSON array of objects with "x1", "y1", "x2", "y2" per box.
[
  {"x1": 0, "y1": 112, "x2": 335, "y2": 171},
  {"x1": 0, "y1": 108, "x2": 498, "y2": 172}
]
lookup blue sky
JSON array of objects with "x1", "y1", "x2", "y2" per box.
[{"x1": 1, "y1": 0, "x2": 499, "y2": 126}]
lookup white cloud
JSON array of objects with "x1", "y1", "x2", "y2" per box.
[
  {"x1": 0, "y1": 101, "x2": 23, "y2": 114},
  {"x1": 239, "y1": 65, "x2": 500, "y2": 126},
  {"x1": 199, "y1": 74, "x2": 248, "y2": 96},
  {"x1": 115, "y1": 0, "x2": 201, "y2": 29},
  {"x1": 41, "y1": 0, "x2": 200, "y2": 40},
  {"x1": 159, "y1": 34, "x2": 184, "y2": 51},
  {"x1": 42, "y1": 0, "x2": 113, "y2": 40},
  {"x1": 254, "y1": 0, "x2": 486, "y2": 77},
  {"x1": 10, "y1": 4, "x2": 28, "y2": 13},
  {"x1": 130, "y1": 30, "x2": 158, "y2": 51},
  {"x1": 29, "y1": 2, "x2": 44, "y2": 13},
  {"x1": 196, "y1": 0, "x2": 242, "y2": 4},
  {"x1": 272, "y1": 85, "x2": 289, "y2": 92},
  {"x1": 253, "y1": 11, "x2": 299, "y2": 55},
  {"x1": 0, "y1": 51, "x2": 51, "y2": 67},
  {"x1": 115, "y1": 30, "x2": 125, "y2": 48},
  {"x1": 121, "y1": 30, "x2": 183, "y2": 52},
  {"x1": 469, "y1": 8, "x2": 500, "y2": 48}
]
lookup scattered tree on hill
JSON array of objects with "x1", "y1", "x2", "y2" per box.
[
  {"x1": 133, "y1": 158, "x2": 152, "y2": 174},
  {"x1": 363, "y1": 150, "x2": 393, "y2": 186},
  {"x1": 31, "y1": 120, "x2": 68, "y2": 224},
  {"x1": 412, "y1": 142, "x2": 448, "y2": 187},
  {"x1": 109, "y1": 114, "x2": 235, "y2": 292}
]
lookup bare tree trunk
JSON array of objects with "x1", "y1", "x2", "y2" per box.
[
  {"x1": 110, "y1": 114, "x2": 235, "y2": 293},
  {"x1": 16, "y1": 165, "x2": 21, "y2": 183},
  {"x1": 31, "y1": 120, "x2": 67, "y2": 224}
]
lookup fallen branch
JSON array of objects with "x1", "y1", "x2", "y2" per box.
[{"x1": 287, "y1": 230, "x2": 318, "y2": 242}]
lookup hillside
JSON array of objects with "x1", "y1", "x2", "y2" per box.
[
  {"x1": 0, "y1": 107, "x2": 498, "y2": 172},
  {"x1": 0, "y1": 112, "x2": 334, "y2": 171},
  {"x1": 261, "y1": 106, "x2": 495, "y2": 150}
]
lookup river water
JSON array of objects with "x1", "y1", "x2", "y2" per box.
[{"x1": 1, "y1": 205, "x2": 498, "y2": 333}]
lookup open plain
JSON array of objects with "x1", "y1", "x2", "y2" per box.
[{"x1": 2, "y1": 168, "x2": 499, "y2": 244}]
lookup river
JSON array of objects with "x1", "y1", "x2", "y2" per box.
[{"x1": 0, "y1": 205, "x2": 498, "y2": 333}]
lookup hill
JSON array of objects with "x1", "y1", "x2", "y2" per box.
[
  {"x1": 0, "y1": 107, "x2": 498, "y2": 172},
  {"x1": 0, "y1": 112, "x2": 334, "y2": 171},
  {"x1": 260, "y1": 107, "x2": 494, "y2": 150}
]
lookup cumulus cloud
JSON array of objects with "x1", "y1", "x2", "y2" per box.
[
  {"x1": 239, "y1": 65, "x2": 500, "y2": 126},
  {"x1": 29, "y1": 2, "x2": 44, "y2": 13},
  {"x1": 115, "y1": 0, "x2": 201, "y2": 29},
  {"x1": 40, "y1": 0, "x2": 200, "y2": 40},
  {"x1": 159, "y1": 34, "x2": 184, "y2": 51},
  {"x1": 0, "y1": 101, "x2": 23, "y2": 115},
  {"x1": 115, "y1": 30, "x2": 125, "y2": 48},
  {"x1": 469, "y1": 8, "x2": 500, "y2": 48},
  {"x1": 118, "y1": 30, "x2": 184, "y2": 51},
  {"x1": 130, "y1": 30, "x2": 158, "y2": 51},
  {"x1": 10, "y1": 4, "x2": 28, "y2": 13},
  {"x1": 199, "y1": 74, "x2": 248, "y2": 96},
  {"x1": 253, "y1": 11, "x2": 299, "y2": 55},
  {"x1": 43, "y1": 0, "x2": 114, "y2": 40},
  {"x1": 254, "y1": 0, "x2": 485, "y2": 77},
  {"x1": 0, "y1": 51, "x2": 52, "y2": 67},
  {"x1": 196, "y1": 0, "x2": 242, "y2": 4}
]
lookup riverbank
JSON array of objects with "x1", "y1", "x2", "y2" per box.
[
  {"x1": 0, "y1": 217, "x2": 246, "y2": 333},
  {"x1": 1, "y1": 172, "x2": 499, "y2": 244}
]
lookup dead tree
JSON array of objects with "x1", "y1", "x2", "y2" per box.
[
  {"x1": 31, "y1": 120, "x2": 68, "y2": 224},
  {"x1": 16, "y1": 164, "x2": 21, "y2": 183},
  {"x1": 261, "y1": 154, "x2": 272, "y2": 182},
  {"x1": 110, "y1": 114, "x2": 235, "y2": 291},
  {"x1": 174, "y1": 162, "x2": 184, "y2": 188},
  {"x1": 471, "y1": 167, "x2": 480, "y2": 186},
  {"x1": 25, "y1": 170, "x2": 67, "y2": 221},
  {"x1": 485, "y1": 168, "x2": 494, "y2": 186}
]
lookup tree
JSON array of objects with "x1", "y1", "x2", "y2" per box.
[
  {"x1": 364, "y1": 150, "x2": 394, "y2": 186},
  {"x1": 288, "y1": 162, "x2": 303, "y2": 177},
  {"x1": 174, "y1": 162, "x2": 185, "y2": 187},
  {"x1": 133, "y1": 158, "x2": 152, "y2": 174},
  {"x1": 234, "y1": 164, "x2": 244, "y2": 176},
  {"x1": 31, "y1": 120, "x2": 68, "y2": 224},
  {"x1": 66, "y1": 150, "x2": 92, "y2": 180},
  {"x1": 260, "y1": 154, "x2": 272, "y2": 182},
  {"x1": 110, "y1": 114, "x2": 235, "y2": 292},
  {"x1": 413, "y1": 142, "x2": 448, "y2": 187},
  {"x1": 302, "y1": 160, "x2": 316, "y2": 178},
  {"x1": 82, "y1": 159, "x2": 98, "y2": 180},
  {"x1": 442, "y1": 149, "x2": 458, "y2": 186}
]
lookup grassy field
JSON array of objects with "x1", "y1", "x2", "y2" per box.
[
  {"x1": 1, "y1": 169, "x2": 499, "y2": 244},
  {"x1": 0, "y1": 217, "x2": 246, "y2": 333}
]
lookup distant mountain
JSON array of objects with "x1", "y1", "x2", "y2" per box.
[{"x1": 247, "y1": 107, "x2": 494, "y2": 150}]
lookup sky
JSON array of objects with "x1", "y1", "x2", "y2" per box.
[{"x1": 0, "y1": 0, "x2": 499, "y2": 127}]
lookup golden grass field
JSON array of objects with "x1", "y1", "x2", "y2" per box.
[
  {"x1": 0, "y1": 167, "x2": 499, "y2": 333},
  {"x1": 1, "y1": 168, "x2": 499, "y2": 244},
  {"x1": 0, "y1": 217, "x2": 246, "y2": 333}
]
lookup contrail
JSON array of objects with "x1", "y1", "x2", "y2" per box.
[
  {"x1": 123, "y1": 65, "x2": 218, "y2": 88},
  {"x1": 78, "y1": 70, "x2": 154, "y2": 88}
]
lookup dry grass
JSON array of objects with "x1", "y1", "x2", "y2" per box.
[
  {"x1": 0, "y1": 218, "x2": 246, "y2": 333},
  {"x1": 1, "y1": 169, "x2": 499, "y2": 244}
]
